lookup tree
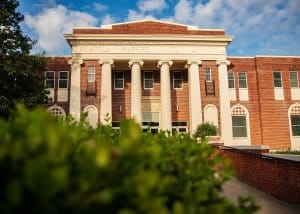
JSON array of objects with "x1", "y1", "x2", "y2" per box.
[
  {"x1": 193, "y1": 122, "x2": 218, "y2": 140},
  {"x1": 0, "y1": 0, "x2": 48, "y2": 118}
]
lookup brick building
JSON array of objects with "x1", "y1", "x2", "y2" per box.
[{"x1": 44, "y1": 20, "x2": 300, "y2": 150}]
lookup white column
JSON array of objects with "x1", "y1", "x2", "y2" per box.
[
  {"x1": 157, "y1": 60, "x2": 173, "y2": 131},
  {"x1": 129, "y1": 60, "x2": 144, "y2": 124},
  {"x1": 99, "y1": 59, "x2": 114, "y2": 124},
  {"x1": 186, "y1": 59, "x2": 202, "y2": 134},
  {"x1": 68, "y1": 58, "x2": 83, "y2": 121},
  {"x1": 217, "y1": 60, "x2": 233, "y2": 145}
]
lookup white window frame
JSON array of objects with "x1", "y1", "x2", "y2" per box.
[
  {"x1": 58, "y1": 71, "x2": 68, "y2": 89},
  {"x1": 205, "y1": 67, "x2": 212, "y2": 81},
  {"x1": 291, "y1": 115, "x2": 300, "y2": 137},
  {"x1": 238, "y1": 72, "x2": 247, "y2": 89},
  {"x1": 45, "y1": 71, "x2": 55, "y2": 89},
  {"x1": 88, "y1": 67, "x2": 96, "y2": 83},
  {"x1": 172, "y1": 122, "x2": 188, "y2": 134},
  {"x1": 143, "y1": 71, "x2": 153, "y2": 89},
  {"x1": 290, "y1": 71, "x2": 299, "y2": 88},
  {"x1": 273, "y1": 71, "x2": 282, "y2": 88},
  {"x1": 173, "y1": 71, "x2": 183, "y2": 89},
  {"x1": 114, "y1": 71, "x2": 124, "y2": 90},
  {"x1": 228, "y1": 71, "x2": 235, "y2": 89},
  {"x1": 232, "y1": 115, "x2": 247, "y2": 138}
]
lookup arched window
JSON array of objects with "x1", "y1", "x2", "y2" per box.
[
  {"x1": 231, "y1": 105, "x2": 249, "y2": 138},
  {"x1": 47, "y1": 105, "x2": 66, "y2": 119},
  {"x1": 289, "y1": 103, "x2": 300, "y2": 137},
  {"x1": 83, "y1": 105, "x2": 99, "y2": 128}
]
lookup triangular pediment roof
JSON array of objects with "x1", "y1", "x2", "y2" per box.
[{"x1": 72, "y1": 19, "x2": 225, "y2": 36}]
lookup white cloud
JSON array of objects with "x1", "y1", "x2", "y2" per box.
[
  {"x1": 174, "y1": 0, "x2": 192, "y2": 23},
  {"x1": 102, "y1": 14, "x2": 116, "y2": 25},
  {"x1": 138, "y1": 0, "x2": 167, "y2": 12},
  {"x1": 25, "y1": 5, "x2": 97, "y2": 54},
  {"x1": 127, "y1": 10, "x2": 155, "y2": 21},
  {"x1": 94, "y1": 2, "x2": 108, "y2": 12}
]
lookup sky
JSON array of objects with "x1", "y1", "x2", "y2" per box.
[{"x1": 19, "y1": 0, "x2": 300, "y2": 56}]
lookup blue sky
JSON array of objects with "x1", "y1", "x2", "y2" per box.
[{"x1": 19, "y1": 0, "x2": 300, "y2": 56}]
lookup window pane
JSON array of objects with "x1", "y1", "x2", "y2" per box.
[
  {"x1": 59, "y1": 72, "x2": 68, "y2": 79},
  {"x1": 46, "y1": 80, "x2": 54, "y2": 88},
  {"x1": 59, "y1": 80, "x2": 67, "y2": 88},
  {"x1": 228, "y1": 72, "x2": 235, "y2": 88},
  {"x1": 273, "y1": 72, "x2": 282, "y2": 87},
  {"x1": 290, "y1": 72, "x2": 299, "y2": 87},
  {"x1": 115, "y1": 79, "x2": 123, "y2": 88},
  {"x1": 205, "y1": 67, "x2": 211, "y2": 81},
  {"x1": 46, "y1": 72, "x2": 54, "y2": 79},
  {"x1": 238, "y1": 72, "x2": 247, "y2": 88},
  {"x1": 115, "y1": 72, "x2": 123, "y2": 79},
  {"x1": 173, "y1": 72, "x2": 181, "y2": 79},
  {"x1": 174, "y1": 80, "x2": 182, "y2": 88},
  {"x1": 232, "y1": 116, "x2": 247, "y2": 137},
  {"x1": 291, "y1": 115, "x2": 300, "y2": 125},
  {"x1": 144, "y1": 72, "x2": 152, "y2": 79},
  {"x1": 145, "y1": 79, "x2": 153, "y2": 88}
]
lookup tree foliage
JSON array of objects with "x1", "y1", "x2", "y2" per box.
[
  {"x1": 0, "y1": 0, "x2": 48, "y2": 118},
  {"x1": 0, "y1": 105, "x2": 259, "y2": 213}
]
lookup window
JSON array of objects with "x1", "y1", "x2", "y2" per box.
[
  {"x1": 273, "y1": 71, "x2": 282, "y2": 87},
  {"x1": 45, "y1": 71, "x2": 55, "y2": 88},
  {"x1": 172, "y1": 122, "x2": 187, "y2": 134},
  {"x1": 88, "y1": 67, "x2": 96, "y2": 82},
  {"x1": 290, "y1": 71, "x2": 299, "y2": 88},
  {"x1": 47, "y1": 105, "x2": 66, "y2": 119},
  {"x1": 238, "y1": 72, "x2": 247, "y2": 88},
  {"x1": 114, "y1": 71, "x2": 124, "y2": 89},
  {"x1": 291, "y1": 115, "x2": 300, "y2": 136},
  {"x1": 173, "y1": 71, "x2": 183, "y2": 89},
  {"x1": 205, "y1": 67, "x2": 212, "y2": 81},
  {"x1": 228, "y1": 72, "x2": 235, "y2": 88},
  {"x1": 232, "y1": 116, "x2": 247, "y2": 137},
  {"x1": 144, "y1": 71, "x2": 153, "y2": 89},
  {"x1": 58, "y1": 71, "x2": 68, "y2": 89}
]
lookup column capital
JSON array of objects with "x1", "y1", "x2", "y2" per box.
[
  {"x1": 216, "y1": 60, "x2": 231, "y2": 66},
  {"x1": 128, "y1": 60, "x2": 144, "y2": 68},
  {"x1": 68, "y1": 59, "x2": 83, "y2": 65},
  {"x1": 98, "y1": 59, "x2": 114, "y2": 65},
  {"x1": 185, "y1": 59, "x2": 202, "y2": 68},
  {"x1": 157, "y1": 60, "x2": 173, "y2": 68}
]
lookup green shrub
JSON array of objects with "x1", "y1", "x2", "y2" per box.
[
  {"x1": 0, "y1": 105, "x2": 258, "y2": 213},
  {"x1": 193, "y1": 122, "x2": 218, "y2": 140}
]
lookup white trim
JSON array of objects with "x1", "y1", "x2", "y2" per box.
[
  {"x1": 173, "y1": 71, "x2": 183, "y2": 89},
  {"x1": 288, "y1": 104, "x2": 300, "y2": 149},
  {"x1": 231, "y1": 104, "x2": 251, "y2": 146},
  {"x1": 113, "y1": 71, "x2": 124, "y2": 90},
  {"x1": 256, "y1": 55, "x2": 300, "y2": 58}
]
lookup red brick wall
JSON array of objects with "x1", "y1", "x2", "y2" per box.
[
  {"x1": 112, "y1": 70, "x2": 131, "y2": 122},
  {"x1": 171, "y1": 70, "x2": 189, "y2": 124},
  {"x1": 80, "y1": 60, "x2": 101, "y2": 121},
  {"x1": 216, "y1": 147, "x2": 300, "y2": 205},
  {"x1": 200, "y1": 61, "x2": 221, "y2": 133},
  {"x1": 44, "y1": 57, "x2": 71, "y2": 114},
  {"x1": 255, "y1": 57, "x2": 300, "y2": 149},
  {"x1": 229, "y1": 58, "x2": 263, "y2": 146},
  {"x1": 73, "y1": 21, "x2": 224, "y2": 35}
]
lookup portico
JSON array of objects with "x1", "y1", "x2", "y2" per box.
[{"x1": 64, "y1": 19, "x2": 233, "y2": 143}]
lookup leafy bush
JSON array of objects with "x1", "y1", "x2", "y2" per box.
[
  {"x1": 194, "y1": 122, "x2": 218, "y2": 140},
  {"x1": 0, "y1": 105, "x2": 258, "y2": 213}
]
